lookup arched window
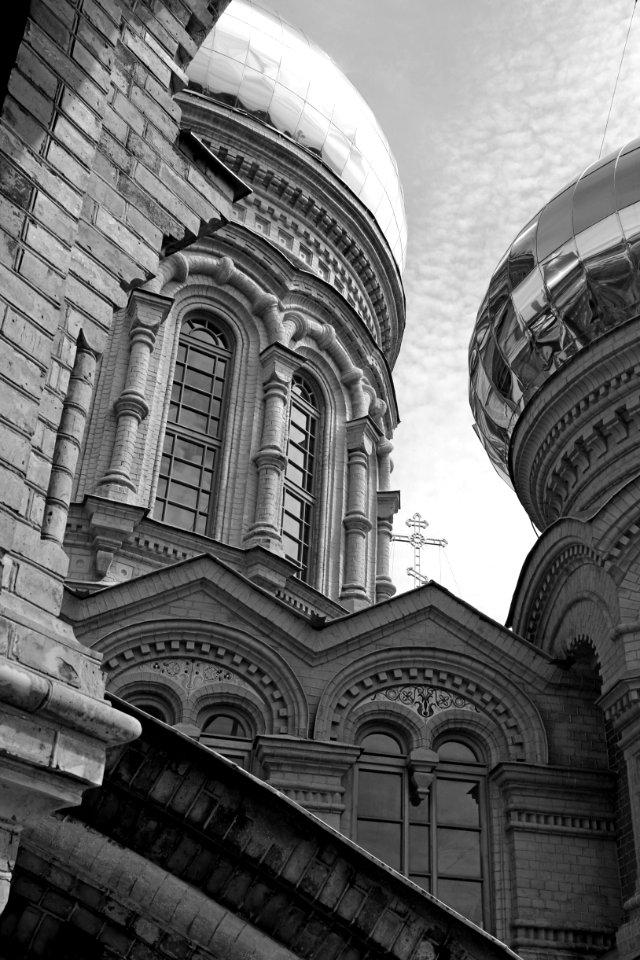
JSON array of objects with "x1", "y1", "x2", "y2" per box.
[
  {"x1": 282, "y1": 373, "x2": 319, "y2": 582},
  {"x1": 199, "y1": 709, "x2": 254, "y2": 768},
  {"x1": 154, "y1": 316, "x2": 232, "y2": 534},
  {"x1": 127, "y1": 697, "x2": 173, "y2": 724},
  {"x1": 356, "y1": 731, "x2": 488, "y2": 927}
]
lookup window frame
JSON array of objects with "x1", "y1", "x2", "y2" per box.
[
  {"x1": 355, "y1": 729, "x2": 490, "y2": 928},
  {"x1": 199, "y1": 708, "x2": 255, "y2": 768},
  {"x1": 281, "y1": 372, "x2": 322, "y2": 584},
  {"x1": 153, "y1": 314, "x2": 234, "y2": 537}
]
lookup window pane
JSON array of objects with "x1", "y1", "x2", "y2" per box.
[
  {"x1": 360, "y1": 732, "x2": 402, "y2": 755},
  {"x1": 437, "y1": 828, "x2": 481, "y2": 877},
  {"x1": 188, "y1": 369, "x2": 214, "y2": 393},
  {"x1": 438, "y1": 879, "x2": 483, "y2": 926},
  {"x1": 438, "y1": 741, "x2": 478, "y2": 763},
  {"x1": 189, "y1": 348, "x2": 216, "y2": 374},
  {"x1": 171, "y1": 460, "x2": 202, "y2": 486},
  {"x1": 183, "y1": 386, "x2": 210, "y2": 412},
  {"x1": 357, "y1": 820, "x2": 401, "y2": 871},
  {"x1": 409, "y1": 875, "x2": 431, "y2": 892},
  {"x1": 202, "y1": 714, "x2": 246, "y2": 737},
  {"x1": 167, "y1": 480, "x2": 198, "y2": 509},
  {"x1": 358, "y1": 770, "x2": 402, "y2": 819},
  {"x1": 409, "y1": 824, "x2": 430, "y2": 873},
  {"x1": 178, "y1": 408, "x2": 208, "y2": 433},
  {"x1": 164, "y1": 504, "x2": 197, "y2": 529},
  {"x1": 437, "y1": 780, "x2": 480, "y2": 826},
  {"x1": 173, "y1": 438, "x2": 205, "y2": 464}
]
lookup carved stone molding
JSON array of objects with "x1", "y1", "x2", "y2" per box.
[
  {"x1": 521, "y1": 541, "x2": 604, "y2": 645},
  {"x1": 324, "y1": 666, "x2": 529, "y2": 761}
]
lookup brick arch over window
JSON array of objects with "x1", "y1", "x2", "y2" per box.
[
  {"x1": 345, "y1": 700, "x2": 430, "y2": 752},
  {"x1": 94, "y1": 620, "x2": 309, "y2": 737},
  {"x1": 191, "y1": 681, "x2": 271, "y2": 734},
  {"x1": 314, "y1": 650, "x2": 548, "y2": 763},
  {"x1": 549, "y1": 591, "x2": 620, "y2": 686},
  {"x1": 114, "y1": 675, "x2": 185, "y2": 726},
  {"x1": 424, "y1": 710, "x2": 510, "y2": 768}
]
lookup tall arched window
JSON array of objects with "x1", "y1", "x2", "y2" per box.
[
  {"x1": 154, "y1": 317, "x2": 232, "y2": 534},
  {"x1": 282, "y1": 374, "x2": 319, "y2": 581},
  {"x1": 356, "y1": 731, "x2": 488, "y2": 927}
]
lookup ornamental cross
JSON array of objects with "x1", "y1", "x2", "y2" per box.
[{"x1": 391, "y1": 512, "x2": 447, "y2": 588}]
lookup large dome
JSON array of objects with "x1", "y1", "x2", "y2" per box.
[
  {"x1": 469, "y1": 139, "x2": 640, "y2": 479},
  {"x1": 187, "y1": 0, "x2": 407, "y2": 272}
]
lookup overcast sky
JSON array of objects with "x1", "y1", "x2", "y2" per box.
[{"x1": 259, "y1": 0, "x2": 640, "y2": 622}]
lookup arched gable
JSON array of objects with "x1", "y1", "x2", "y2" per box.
[
  {"x1": 95, "y1": 618, "x2": 309, "y2": 738},
  {"x1": 314, "y1": 648, "x2": 548, "y2": 764}
]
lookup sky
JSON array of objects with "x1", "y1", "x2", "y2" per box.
[{"x1": 260, "y1": 0, "x2": 640, "y2": 623}]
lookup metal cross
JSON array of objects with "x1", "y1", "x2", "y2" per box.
[{"x1": 391, "y1": 512, "x2": 447, "y2": 587}]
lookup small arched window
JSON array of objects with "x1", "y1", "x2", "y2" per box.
[
  {"x1": 282, "y1": 374, "x2": 319, "y2": 582},
  {"x1": 154, "y1": 317, "x2": 232, "y2": 534},
  {"x1": 356, "y1": 731, "x2": 488, "y2": 927},
  {"x1": 199, "y1": 709, "x2": 254, "y2": 768}
]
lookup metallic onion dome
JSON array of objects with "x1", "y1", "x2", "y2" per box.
[
  {"x1": 469, "y1": 139, "x2": 640, "y2": 478},
  {"x1": 187, "y1": 0, "x2": 407, "y2": 272}
]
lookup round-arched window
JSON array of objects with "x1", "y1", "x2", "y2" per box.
[
  {"x1": 356, "y1": 732, "x2": 489, "y2": 927},
  {"x1": 154, "y1": 315, "x2": 233, "y2": 535}
]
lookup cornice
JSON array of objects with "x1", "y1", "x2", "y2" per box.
[
  {"x1": 510, "y1": 317, "x2": 640, "y2": 528},
  {"x1": 176, "y1": 93, "x2": 405, "y2": 366}
]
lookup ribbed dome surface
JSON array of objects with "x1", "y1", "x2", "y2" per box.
[
  {"x1": 187, "y1": 0, "x2": 407, "y2": 272},
  {"x1": 469, "y1": 139, "x2": 640, "y2": 478}
]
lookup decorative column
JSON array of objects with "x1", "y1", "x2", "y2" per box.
[
  {"x1": 341, "y1": 417, "x2": 378, "y2": 610},
  {"x1": 41, "y1": 333, "x2": 98, "y2": 544},
  {"x1": 98, "y1": 290, "x2": 173, "y2": 500},
  {"x1": 376, "y1": 489, "x2": 401, "y2": 602},
  {"x1": 375, "y1": 437, "x2": 400, "y2": 600},
  {"x1": 244, "y1": 344, "x2": 300, "y2": 552}
]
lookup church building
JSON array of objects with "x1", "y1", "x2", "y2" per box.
[{"x1": 0, "y1": 2, "x2": 639, "y2": 959}]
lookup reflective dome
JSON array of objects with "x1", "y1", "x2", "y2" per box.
[
  {"x1": 469, "y1": 139, "x2": 640, "y2": 478},
  {"x1": 187, "y1": 0, "x2": 407, "y2": 272}
]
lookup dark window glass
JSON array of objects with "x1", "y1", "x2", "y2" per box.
[
  {"x1": 131, "y1": 702, "x2": 167, "y2": 722},
  {"x1": 437, "y1": 779, "x2": 480, "y2": 826},
  {"x1": 438, "y1": 879, "x2": 483, "y2": 926},
  {"x1": 282, "y1": 374, "x2": 319, "y2": 581},
  {"x1": 361, "y1": 732, "x2": 403, "y2": 755},
  {"x1": 438, "y1": 740, "x2": 478, "y2": 762},
  {"x1": 154, "y1": 317, "x2": 231, "y2": 534},
  {"x1": 202, "y1": 714, "x2": 247, "y2": 737},
  {"x1": 356, "y1": 735, "x2": 488, "y2": 926}
]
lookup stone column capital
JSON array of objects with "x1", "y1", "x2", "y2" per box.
[
  {"x1": 259, "y1": 341, "x2": 301, "y2": 382},
  {"x1": 345, "y1": 415, "x2": 382, "y2": 452},
  {"x1": 377, "y1": 489, "x2": 401, "y2": 519},
  {"x1": 126, "y1": 288, "x2": 174, "y2": 338}
]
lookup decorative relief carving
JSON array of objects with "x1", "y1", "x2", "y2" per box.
[
  {"x1": 369, "y1": 685, "x2": 479, "y2": 718},
  {"x1": 150, "y1": 659, "x2": 251, "y2": 695}
]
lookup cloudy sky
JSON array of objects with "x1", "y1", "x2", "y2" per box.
[{"x1": 259, "y1": 0, "x2": 640, "y2": 622}]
